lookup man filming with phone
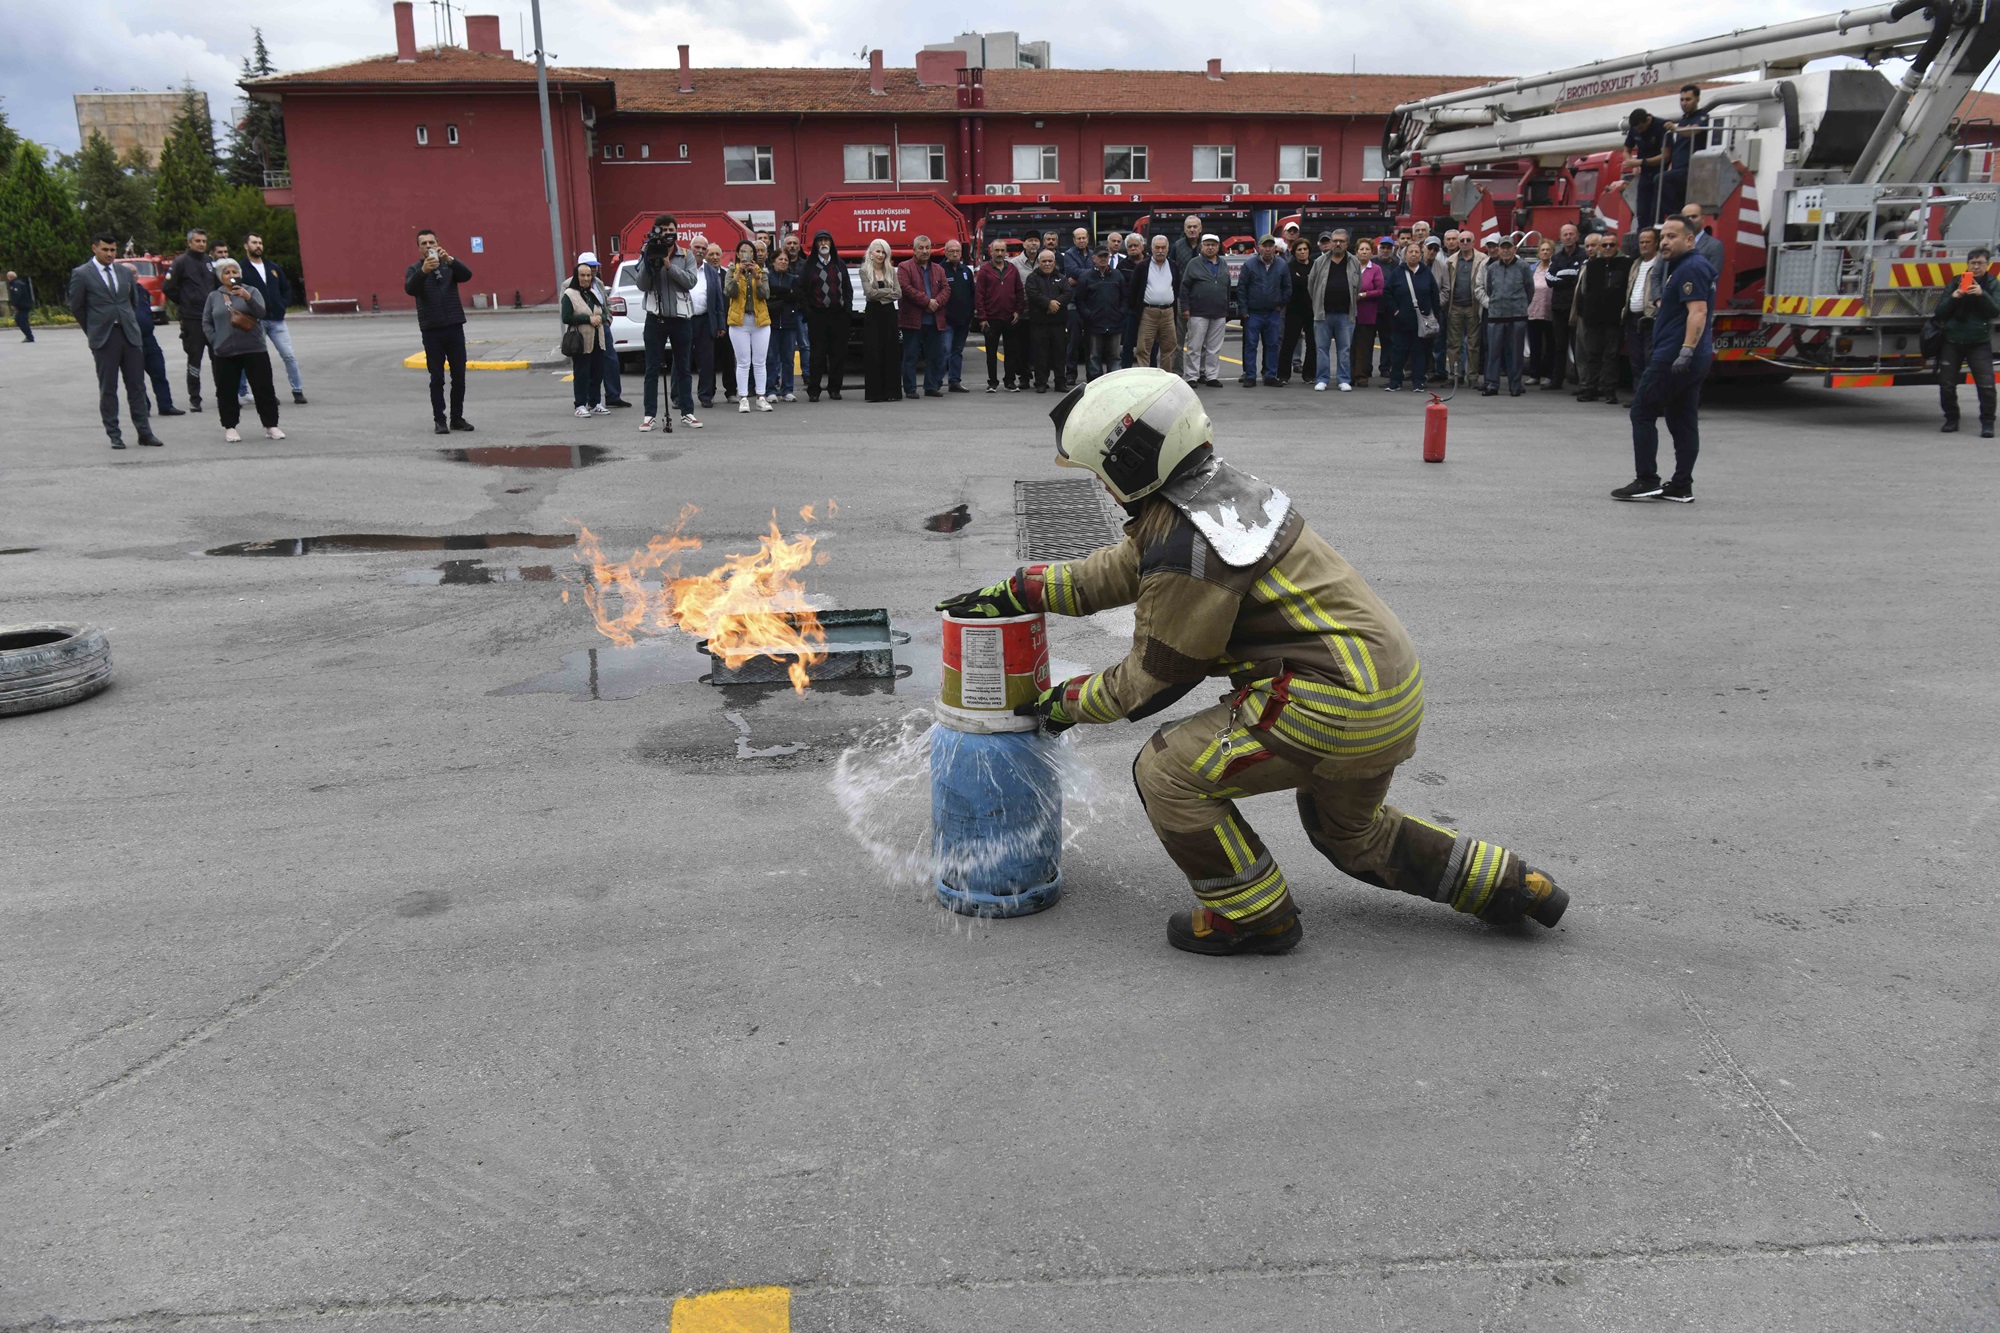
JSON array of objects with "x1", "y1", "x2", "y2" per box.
[{"x1": 404, "y1": 228, "x2": 475, "y2": 435}]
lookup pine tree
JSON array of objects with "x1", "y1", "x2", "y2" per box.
[
  {"x1": 193, "y1": 184, "x2": 303, "y2": 288},
  {"x1": 225, "y1": 32, "x2": 287, "y2": 188},
  {"x1": 74, "y1": 130, "x2": 155, "y2": 253},
  {"x1": 0, "y1": 142, "x2": 89, "y2": 311},
  {"x1": 155, "y1": 84, "x2": 220, "y2": 244},
  {"x1": 0, "y1": 101, "x2": 21, "y2": 178}
]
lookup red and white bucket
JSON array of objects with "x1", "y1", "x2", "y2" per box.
[{"x1": 936, "y1": 612, "x2": 1050, "y2": 733}]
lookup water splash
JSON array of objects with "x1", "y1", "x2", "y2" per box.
[{"x1": 830, "y1": 710, "x2": 1120, "y2": 914}]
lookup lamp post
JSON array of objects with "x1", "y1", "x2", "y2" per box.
[{"x1": 530, "y1": 0, "x2": 565, "y2": 300}]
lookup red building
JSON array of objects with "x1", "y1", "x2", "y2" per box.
[{"x1": 248, "y1": 3, "x2": 1484, "y2": 310}]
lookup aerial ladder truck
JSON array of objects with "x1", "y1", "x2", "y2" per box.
[{"x1": 1383, "y1": 1, "x2": 2000, "y2": 383}]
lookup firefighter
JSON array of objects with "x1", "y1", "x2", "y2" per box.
[
  {"x1": 1613, "y1": 214, "x2": 1715, "y2": 503},
  {"x1": 935, "y1": 368, "x2": 1570, "y2": 956}
]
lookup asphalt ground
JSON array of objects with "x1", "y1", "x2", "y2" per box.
[{"x1": 2, "y1": 311, "x2": 1996, "y2": 1331}]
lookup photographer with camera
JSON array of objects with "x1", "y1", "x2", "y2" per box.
[
  {"x1": 404, "y1": 228, "x2": 475, "y2": 435},
  {"x1": 633, "y1": 214, "x2": 699, "y2": 431}
]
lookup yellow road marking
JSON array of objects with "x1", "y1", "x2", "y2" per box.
[
  {"x1": 669, "y1": 1286, "x2": 790, "y2": 1331},
  {"x1": 402, "y1": 351, "x2": 532, "y2": 370}
]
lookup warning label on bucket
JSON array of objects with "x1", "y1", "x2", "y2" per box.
[{"x1": 957, "y1": 627, "x2": 1006, "y2": 707}]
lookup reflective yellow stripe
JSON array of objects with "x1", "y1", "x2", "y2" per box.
[
  {"x1": 1192, "y1": 729, "x2": 1261, "y2": 780},
  {"x1": 1252, "y1": 569, "x2": 1379, "y2": 692},
  {"x1": 1076, "y1": 672, "x2": 1121, "y2": 723},
  {"x1": 1044, "y1": 564, "x2": 1081, "y2": 616},
  {"x1": 1214, "y1": 815, "x2": 1255, "y2": 873},
  {"x1": 1203, "y1": 861, "x2": 1290, "y2": 919}
]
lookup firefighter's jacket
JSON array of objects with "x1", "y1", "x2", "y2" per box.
[{"x1": 1021, "y1": 456, "x2": 1423, "y2": 768}]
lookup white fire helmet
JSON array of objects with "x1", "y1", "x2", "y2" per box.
[{"x1": 1049, "y1": 368, "x2": 1213, "y2": 505}]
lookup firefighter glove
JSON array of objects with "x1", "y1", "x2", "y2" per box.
[
  {"x1": 936, "y1": 575, "x2": 1029, "y2": 619},
  {"x1": 1013, "y1": 675, "x2": 1088, "y2": 734},
  {"x1": 1672, "y1": 345, "x2": 1695, "y2": 377}
]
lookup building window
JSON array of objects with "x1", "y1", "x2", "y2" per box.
[
  {"x1": 1278, "y1": 145, "x2": 1320, "y2": 181},
  {"x1": 1103, "y1": 145, "x2": 1148, "y2": 181},
  {"x1": 844, "y1": 144, "x2": 892, "y2": 183},
  {"x1": 640, "y1": 144, "x2": 650, "y2": 159},
  {"x1": 900, "y1": 143, "x2": 948, "y2": 183},
  {"x1": 415, "y1": 125, "x2": 429, "y2": 146},
  {"x1": 1192, "y1": 145, "x2": 1236, "y2": 182},
  {"x1": 1013, "y1": 144, "x2": 1058, "y2": 182},
  {"x1": 1362, "y1": 146, "x2": 1390, "y2": 181},
  {"x1": 446, "y1": 123, "x2": 460, "y2": 146},
  {"x1": 603, "y1": 143, "x2": 626, "y2": 160},
  {"x1": 724, "y1": 145, "x2": 774, "y2": 184}
]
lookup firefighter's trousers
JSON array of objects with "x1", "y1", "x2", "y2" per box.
[{"x1": 1134, "y1": 701, "x2": 1530, "y2": 925}]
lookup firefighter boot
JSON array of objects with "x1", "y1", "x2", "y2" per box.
[
  {"x1": 1168, "y1": 905, "x2": 1304, "y2": 956},
  {"x1": 1475, "y1": 864, "x2": 1569, "y2": 927}
]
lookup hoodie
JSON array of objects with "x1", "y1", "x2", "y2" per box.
[{"x1": 799, "y1": 230, "x2": 854, "y2": 314}]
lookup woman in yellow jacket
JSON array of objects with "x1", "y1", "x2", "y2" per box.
[{"x1": 723, "y1": 240, "x2": 773, "y2": 413}]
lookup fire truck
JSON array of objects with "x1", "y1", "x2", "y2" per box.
[{"x1": 1382, "y1": 1, "x2": 2000, "y2": 384}]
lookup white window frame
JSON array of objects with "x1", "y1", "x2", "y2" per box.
[
  {"x1": 899, "y1": 143, "x2": 949, "y2": 183},
  {"x1": 1103, "y1": 145, "x2": 1148, "y2": 182},
  {"x1": 845, "y1": 144, "x2": 892, "y2": 183},
  {"x1": 1362, "y1": 146, "x2": 1390, "y2": 181},
  {"x1": 1278, "y1": 144, "x2": 1320, "y2": 181},
  {"x1": 445, "y1": 124, "x2": 460, "y2": 146},
  {"x1": 1192, "y1": 145, "x2": 1236, "y2": 182},
  {"x1": 640, "y1": 143, "x2": 650, "y2": 159},
  {"x1": 415, "y1": 125, "x2": 429, "y2": 146},
  {"x1": 724, "y1": 145, "x2": 775, "y2": 184},
  {"x1": 1013, "y1": 144, "x2": 1058, "y2": 183}
]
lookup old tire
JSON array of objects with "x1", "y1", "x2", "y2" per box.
[{"x1": 0, "y1": 623, "x2": 113, "y2": 717}]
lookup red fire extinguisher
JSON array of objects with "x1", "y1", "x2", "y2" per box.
[{"x1": 1422, "y1": 391, "x2": 1448, "y2": 463}]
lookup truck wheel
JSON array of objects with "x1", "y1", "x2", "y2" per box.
[{"x1": 0, "y1": 623, "x2": 113, "y2": 717}]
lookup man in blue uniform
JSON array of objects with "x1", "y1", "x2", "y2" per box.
[
  {"x1": 1623, "y1": 108, "x2": 1666, "y2": 228},
  {"x1": 1659, "y1": 86, "x2": 1711, "y2": 226},
  {"x1": 1613, "y1": 215, "x2": 1714, "y2": 503}
]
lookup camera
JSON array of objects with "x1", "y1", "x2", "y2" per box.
[{"x1": 643, "y1": 223, "x2": 676, "y2": 259}]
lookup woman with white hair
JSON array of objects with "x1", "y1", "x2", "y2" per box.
[
  {"x1": 856, "y1": 238, "x2": 902, "y2": 402},
  {"x1": 202, "y1": 258, "x2": 283, "y2": 441}
]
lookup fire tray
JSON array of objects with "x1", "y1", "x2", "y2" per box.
[{"x1": 697, "y1": 608, "x2": 908, "y2": 686}]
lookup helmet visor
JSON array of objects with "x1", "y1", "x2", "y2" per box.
[{"x1": 1050, "y1": 383, "x2": 1087, "y2": 460}]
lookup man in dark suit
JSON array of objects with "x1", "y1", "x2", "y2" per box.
[
  {"x1": 69, "y1": 232, "x2": 164, "y2": 449},
  {"x1": 6, "y1": 271, "x2": 32, "y2": 342}
]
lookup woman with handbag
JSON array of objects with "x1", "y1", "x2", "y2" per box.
[
  {"x1": 560, "y1": 260, "x2": 606, "y2": 417},
  {"x1": 1380, "y1": 242, "x2": 1441, "y2": 392},
  {"x1": 723, "y1": 240, "x2": 774, "y2": 413},
  {"x1": 203, "y1": 259, "x2": 283, "y2": 441}
]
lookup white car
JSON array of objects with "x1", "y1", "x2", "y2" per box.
[{"x1": 606, "y1": 256, "x2": 866, "y2": 367}]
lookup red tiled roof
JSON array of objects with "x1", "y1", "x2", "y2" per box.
[
  {"x1": 248, "y1": 45, "x2": 611, "y2": 91},
  {"x1": 582, "y1": 66, "x2": 1489, "y2": 116},
  {"x1": 253, "y1": 50, "x2": 1484, "y2": 117},
  {"x1": 1956, "y1": 89, "x2": 2000, "y2": 122}
]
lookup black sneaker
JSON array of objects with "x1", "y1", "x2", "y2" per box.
[
  {"x1": 1941, "y1": 420, "x2": 1959, "y2": 433},
  {"x1": 1659, "y1": 479, "x2": 1695, "y2": 503},
  {"x1": 1984, "y1": 424, "x2": 1995, "y2": 438},
  {"x1": 985, "y1": 384, "x2": 998, "y2": 393},
  {"x1": 1167, "y1": 906, "x2": 1303, "y2": 956},
  {"x1": 293, "y1": 391, "x2": 308, "y2": 405},
  {"x1": 1480, "y1": 386, "x2": 1498, "y2": 397},
  {"x1": 450, "y1": 419, "x2": 475, "y2": 432},
  {"x1": 433, "y1": 421, "x2": 451, "y2": 435},
  {"x1": 157, "y1": 405, "x2": 185, "y2": 416},
  {"x1": 1006, "y1": 383, "x2": 1021, "y2": 393},
  {"x1": 1610, "y1": 476, "x2": 1664, "y2": 501}
]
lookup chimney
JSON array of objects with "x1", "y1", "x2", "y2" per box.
[
  {"x1": 678, "y1": 44, "x2": 693, "y2": 94},
  {"x1": 394, "y1": 1, "x2": 418, "y2": 61},
  {"x1": 465, "y1": 15, "x2": 502, "y2": 56},
  {"x1": 1206, "y1": 58, "x2": 1223, "y2": 80},
  {"x1": 869, "y1": 48, "x2": 886, "y2": 96}
]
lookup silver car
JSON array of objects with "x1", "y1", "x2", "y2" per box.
[{"x1": 607, "y1": 260, "x2": 645, "y2": 370}]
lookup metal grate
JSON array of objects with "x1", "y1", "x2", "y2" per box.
[{"x1": 1014, "y1": 479, "x2": 1126, "y2": 561}]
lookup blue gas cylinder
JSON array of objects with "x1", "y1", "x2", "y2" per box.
[{"x1": 930, "y1": 723, "x2": 1063, "y2": 917}]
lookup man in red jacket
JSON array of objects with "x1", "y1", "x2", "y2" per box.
[
  {"x1": 897, "y1": 236, "x2": 949, "y2": 399},
  {"x1": 974, "y1": 238, "x2": 1026, "y2": 392}
]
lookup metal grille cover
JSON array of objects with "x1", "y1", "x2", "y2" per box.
[{"x1": 1014, "y1": 479, "x2": 1127, "y2": 561}]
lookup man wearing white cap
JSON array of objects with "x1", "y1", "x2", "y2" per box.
[
  {"x1": 575, "y1": 252, "x2": 632, "y2": 410},
  {"x1": 1177, "y1": 234, "x2": 1230, "y2": 386}
]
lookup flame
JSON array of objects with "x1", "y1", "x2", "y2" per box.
[{"x1": 569, "y1": 503, "x2": 837, "y2": 693}]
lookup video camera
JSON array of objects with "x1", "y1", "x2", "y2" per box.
[{"x1": 642, "y1": 218, "x2": 678, "y2": 259}]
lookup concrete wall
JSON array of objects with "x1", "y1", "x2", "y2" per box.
[{"x1": 282, "y1": 89, "x2": 597, "y2": 310}]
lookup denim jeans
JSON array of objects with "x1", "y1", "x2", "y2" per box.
[
  {"x1": 944, "y1": 322, "x2": 970, "y2": 385},
  {"x1": 260, "y1": 319, "x2": 304, "y2": 392},
  {"x1": 1314, "y1": 313, "x2": 1354, "y2": 386},
  {"x1": 767, "y1": 320, "x2": 796, "y2": 395},
  {"x1": 598, "y1": 340, "x2": 623, "y2": 404},
  {"x1": 1242, "y1": 311, "x2": 1283, "y2": 380},
  {"x1": 1483, "y1": 317, "x2": 1524, "y2": 392},
  {"x1": 901, "y1": 326, "x2": 944, "y2": 393}
]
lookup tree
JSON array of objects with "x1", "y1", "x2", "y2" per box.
[
  {"x1": 155, "y1": 83, "x2": 220, "y2": 244},
  {"x1": 225, "y1": 30, "x2": 288, "y2": 188},
  {"x1": 0, "y1": 101, "x2": 21, "y2": 178},
  {"x1": 73, "y1": 130, "x2": 156, "y2": 254},
  {"x1": 193, "y1": 184, "x2": 303, "y2": 289},
  {"x1": 0, "y1": 142, "x2": 88, "y2": 309}
]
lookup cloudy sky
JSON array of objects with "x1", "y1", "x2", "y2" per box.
[{"x1": 0, "y1": 0, "x2": 1917, "y2": 151}]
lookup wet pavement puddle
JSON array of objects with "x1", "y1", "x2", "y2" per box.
[
  {"x1": 922, "y1": 504, "x2": 971, "y2": 533},
  {"x1": 397, "y1": 559, "x2": 566, "y2": 586},
  {"x1": 206, "y1": 532, "x2": 578, "y2": 557},
  {"x1": 440, "y1": 444, "x2": 613, "y2": 469}
]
